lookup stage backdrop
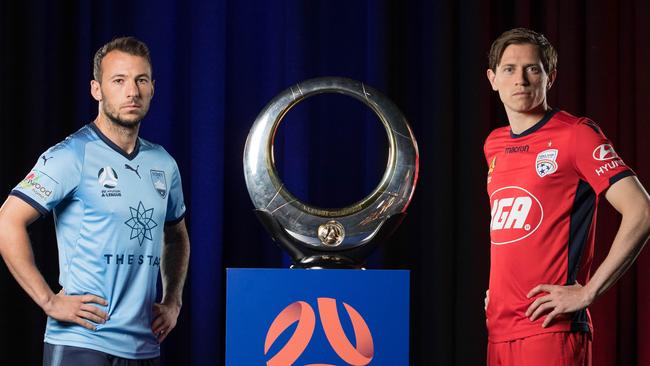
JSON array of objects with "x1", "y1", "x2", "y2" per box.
[{"x1": 0, "y1": 0, "x2": 648, "y2": 365}]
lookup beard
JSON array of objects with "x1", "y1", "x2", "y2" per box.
[{"x1": 102, "y1": 102, "x2": 147, "y2": 130}]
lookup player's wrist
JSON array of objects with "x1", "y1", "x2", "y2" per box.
[
  {"x1": 580, "y1": 284, "x2": 597, "y2": 307},
  {"x1": 161, "y1": 295, "x2": 182, "y2": 309},
  {"x1": 39, "y1": 290, "x2": 57, "y2": 315}
]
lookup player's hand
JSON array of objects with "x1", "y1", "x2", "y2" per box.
[
  {"x1": 42, "y1": 289, "x2": 109, "y2": 331},
  {"x1": 484, "y1": 289, "x2": 490, "y2": 312},
  {"x1": 525, "y1": 283, "x2": 592, "y2": 328},
  {"x1": 151, "y1": 301, "x2": 181, "y2": 343}
]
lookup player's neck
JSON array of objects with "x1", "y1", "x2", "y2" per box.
[
  {"x1": 94, "y1": 114, "x2": 140, "y2": 154},
  {"x1": 506, "y1": 103, "x2": 550, "y2": 135}
]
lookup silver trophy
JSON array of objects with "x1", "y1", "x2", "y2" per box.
[{"x1": 243, "y1": 77, "x2": 418, "y2": 268}]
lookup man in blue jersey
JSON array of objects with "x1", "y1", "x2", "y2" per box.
[{"x1": 0, "y1": 37, "x2": 190, "y2": 365}]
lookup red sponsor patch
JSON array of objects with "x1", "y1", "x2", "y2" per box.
[{"x1": 490, "y1": 186, "x2": 543, "y2": 245}]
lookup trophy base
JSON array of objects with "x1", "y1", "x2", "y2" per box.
[
  {"x1": 290, "y1": 255, "x2": 364, "y2": 270},
  {"x1": 254, "y1": 209, "x2": 406, "y2": 270}
]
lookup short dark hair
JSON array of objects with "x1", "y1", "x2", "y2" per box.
[
  {"x1": 488, "y1": 28, "x2": 557, "y2": 74},
  {"x1": 93, "y1": 36, "x2": 152, "y2": 81}
]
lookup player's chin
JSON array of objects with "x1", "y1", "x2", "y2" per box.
[{"x1": 117, "y1": 114, "x2": 144, "y2": 127}]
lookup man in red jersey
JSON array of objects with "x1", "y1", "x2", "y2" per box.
[{"x1": 483, "y1": 28, "x2": 650, "y2": 365}]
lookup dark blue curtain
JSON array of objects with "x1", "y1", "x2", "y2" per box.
[{"x1": 2, "y1": 1, "x2": 650, "y2": 365}]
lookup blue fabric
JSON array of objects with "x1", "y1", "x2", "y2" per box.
[{"x1": 11, "y1": 124, "x2": 185, "y2": 359}]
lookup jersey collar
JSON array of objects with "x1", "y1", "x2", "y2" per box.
[
  {"x1": 509, "y1": 108, "x2": 559, "y2": 139},
  {"x1": 89, "y1": 122, "x2": 141, "y2": 160}
]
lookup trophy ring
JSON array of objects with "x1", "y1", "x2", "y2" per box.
[{"x1": 243, "y1": 77, "x2": 419, "y2": 268}]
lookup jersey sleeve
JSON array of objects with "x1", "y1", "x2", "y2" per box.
[
  {"x1": 572, "y1": 119, "x2": 635, "y2": 195},
  {"x1": 165, "y1": 158, "x2": 186, "y2": 225},
  {"x1": 10, "y1": 143, "x2": 82, "y2": 216}
]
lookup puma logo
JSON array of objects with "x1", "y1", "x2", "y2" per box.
[
  {"x1": 41, "y1": 156, "x2": 53, "y2": 165},
  {"x1": 124, "y1": 164, "x2": 141, "y2": 179}
]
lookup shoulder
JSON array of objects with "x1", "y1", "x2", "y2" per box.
[
  {"x1": 44, "y1": 124, "x2": 98, "y2": 161},
  {"x1": 138, "y1": 137, "x2": 179, "y2": 168},
  {"x1": 484, "y1": 125, "x2": 510, "y2": 146},
  {"x1": 551, "y1": 110, "x2": 599, "y2": 131}
]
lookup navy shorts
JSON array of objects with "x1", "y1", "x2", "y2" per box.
[{"x1": 43, "y1": 343, "x2": 160, "y2": 366}]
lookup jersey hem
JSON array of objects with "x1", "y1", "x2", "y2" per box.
[
  {"x1": 488, "y1": 323, "x2": 590, "y2": 343},
  {"x1": 165, "y1": 210, "x2": 186, "y2": 226},
  {"x1": 43, "y1": 336, "x2": 160, "y2": 360},
  {"x1": 10, "y1": 190, "x2": 49, "y2": 216}
]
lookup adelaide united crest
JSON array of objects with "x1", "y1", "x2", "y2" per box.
[{"x1": 535, "y1": 149, "x2": 558, "y2": 177}]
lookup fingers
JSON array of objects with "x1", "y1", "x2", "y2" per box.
[
  {"x1": 484, "y1": 289, "x2": 490, "y2": 311},
  {"x1": 80, "y1": 303, "x2": 109, "y2": 321},
  {"x1": 526, "y1": 284, "x2": 553, "y2": 298},
  {"x1": 525, "y1": 295, "x2": 552, "y2": 317},
  {"x1": 156, "y1": 329, "x2": 170, "y2": 343},
  {"x1": 78, "y1": 310, "x2": 106, "y2": 325},
  {"x1": 542, "y1": 310, "x2": 560, "y2": 328},
  {"x1": 74, "y1": 317, "x2": 98, "y2": 331},
  {"x1": 151, "y1": 315, "x2": 165, "y2": 333},
  {"x1": 80, "y1": 294, "x2": 109, "y2": 306},
  {"x1": 528, "y1": 299, "x2": 554, "y2": 321}
]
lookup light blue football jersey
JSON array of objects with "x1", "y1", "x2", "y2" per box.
[{"x1": 11, "y1": 123, "x2": 186, "y2": 359}]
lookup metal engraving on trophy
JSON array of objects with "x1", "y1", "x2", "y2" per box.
[{"x1": 243, "y1": 77, "x2": 419, "y2": 268}]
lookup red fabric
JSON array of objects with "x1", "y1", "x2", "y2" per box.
[
  {"x1": 484, "y1": 110, "x2": 631, "y2": 342},
  {"x1": 487, "y1": 332, "x2": 592, "y2": 366}
]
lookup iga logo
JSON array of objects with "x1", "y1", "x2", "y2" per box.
[
  {"x1": 592, "y1": 144, "x2": 618, "y2": 161},
  {"x1": 264, "y1": 298, "x2": 374, "y2": 366},
  {"x1": 490, "y1": 186, "x2": 543, "y2": 245}
]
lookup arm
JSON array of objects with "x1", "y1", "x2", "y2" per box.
[
  {"x1": 526, "y1": 176, "x2": 650, "y2": 327},
  {"x1": 0, "y1": 196, "x2": 108, "y2": 330},
  {"x1": 151, "y1": 218, "x2": 190, "y2": 342}
]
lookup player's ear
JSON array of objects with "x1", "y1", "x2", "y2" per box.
[
  {"x1": 547, "y1": 69, "x2": 557, "y2": 90},
  {"x1": 487, "y1": 69, "x2": 497, "y2": 91},
  {"x1": 91, "y1": 80, "x2": 102, "y2": 102}
]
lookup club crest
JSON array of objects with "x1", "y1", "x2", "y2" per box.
[
  {"x1": 536, "y1": 149, "x2": 558, "y2": 177},
  {"x1": 150, "y1": 170, "x2": 167, "y2": 198}
]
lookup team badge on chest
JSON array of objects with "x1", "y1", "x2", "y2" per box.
[
  {"x1": 535, "y1": 149, "x2": 558, "y2": 177},
  {"x1": 150, "y1": 170, "x2": 167, "y2": 198}
]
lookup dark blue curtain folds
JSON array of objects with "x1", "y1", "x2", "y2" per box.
[{"x1": 2, "y1": 1, "x2": 650, "y2": 365}]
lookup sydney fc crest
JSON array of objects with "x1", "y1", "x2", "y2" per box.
[
  {"x1": 536, "y1": 149, "x2": 558, "y2": 177},
  {"x1": 150, "y1": 170, "x2": 167, "y2": 198}
]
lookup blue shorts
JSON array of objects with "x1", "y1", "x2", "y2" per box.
[{"x1": 43, "y1": 343, "x2": 160, "y2": 366}]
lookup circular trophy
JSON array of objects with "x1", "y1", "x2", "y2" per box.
[{"x1": 243, "y1": 77, "x2": 418, "y2": 268}]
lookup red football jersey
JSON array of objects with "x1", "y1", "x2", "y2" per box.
[{"x1": 484, "y1": 109, "x2": 634, "y2": 342}]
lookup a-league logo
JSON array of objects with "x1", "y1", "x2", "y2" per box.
[{"x1": 264, "y1": 298, "x2": 374, "y2": 366}]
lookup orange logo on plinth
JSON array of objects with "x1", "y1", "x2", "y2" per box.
[{"x1": 264, "y1": 298, "x2": 374, "y2": 366}]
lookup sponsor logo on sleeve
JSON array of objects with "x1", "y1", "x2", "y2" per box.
[
  {"x1": 535, "y1": 149, "x2": 558, "y2": 177},
  {"x1": 592, "y1": 144, "x2": 626, "y2": 176},
  {"x1": 490, "y1": 186, "x2": 543, "y2": 245},
  {"x1": 592, "y1": 144, "x2": 618, "y2": 161},
  {"x1": 19, "y1": 170, "x2": 57, "y2": 201}
]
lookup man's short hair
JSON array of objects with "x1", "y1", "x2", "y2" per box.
[
  {"x1": 93, "y1": 36, "x2": 152, "y2": 82},
  {"x1": 488, "y1": 28, "x2": 557, "y2": 74}
]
